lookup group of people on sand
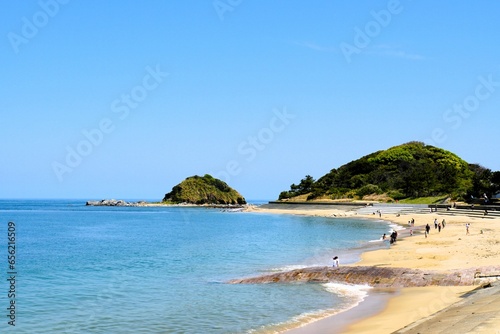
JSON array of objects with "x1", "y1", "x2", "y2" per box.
[
  {"x1": 382, "y1": 231, "x2": 398, "y2": 243},
  {"x1": 413, "y1": 217, "x2": 471, "y2": 238},
  {"x1": 332, "y1": 216, "x2": 473, "y2": 267},
  {"x1": 382, "y1": 216, "x2": 452, "y2": 241},
  {"x1": 424, "y1": 218, "x2": 446, "y2": 237}
]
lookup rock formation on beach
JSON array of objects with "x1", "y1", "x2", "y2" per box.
[
  {"x1": 162, "y1": 174, "x2": 246, "y2": 205},
  {"x1": 229, "y1": 266, "x2": 500, "y2": 288}
]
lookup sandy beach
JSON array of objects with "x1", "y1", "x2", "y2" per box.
[{"x1": 246, "y1": 205, "x2": 500, "y2": 333}]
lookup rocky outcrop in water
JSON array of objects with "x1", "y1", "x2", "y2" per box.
[
  {"x1": 85, "y1": 199, "x2": 144, "y2": 206},
  {"x1": 229, "y1": 266, "x2": 500, "y2": 288}
]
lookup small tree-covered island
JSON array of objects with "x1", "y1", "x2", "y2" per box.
[
  {"x1": 162, "y1": 174, "x2": 246, "y2": 205},
  {"x1": 86, "y1": 175, "x2": 246, "y2": 206},
  {"x1": 278, "y1": 142, "x2": 500, "y2": 204}
]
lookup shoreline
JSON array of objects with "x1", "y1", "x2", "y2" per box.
[{"x1": 245, "y1": 204, "x2": 500, "y2": 333}]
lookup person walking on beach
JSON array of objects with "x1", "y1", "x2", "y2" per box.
[
  {"x1": 425, "y1": 223, "x2": 431, "y2": 235},
  {"x1": 466, "y1": 223, "x2": 470, "y2": 235},
  {"x1": 390, "y1": 231, "x2": 398, "y2": 244},
  {"x1": 434, "y1": 218, "x2": 438, "y2": 229},
  {"x1": 332, "y1": 256, "x2": 339, "y2": 268},
  {"x1": 438, "y1": 222, "x2": 442, "y2": 233},
  {"x1": 442, "y1": 219, "x2": 446, "y2": 229}
]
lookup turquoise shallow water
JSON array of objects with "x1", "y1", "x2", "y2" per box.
[{"x1": 0, "y1": 200, "x2": 390, "y2": 333}]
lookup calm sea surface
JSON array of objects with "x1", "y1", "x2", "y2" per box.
[{"x1": 0, "y1": 200, "x2": 390, "y2": 333}]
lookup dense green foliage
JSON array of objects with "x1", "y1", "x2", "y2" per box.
[
  {"x1": 279, "y1": 142, "x2": 499, "y2": 202},
  {"x1": 277, "y1": 175, "x2": 315, "y2": 199},
  {"x1": 163, "y1": 174, "x2": 246, "y2": 205}
]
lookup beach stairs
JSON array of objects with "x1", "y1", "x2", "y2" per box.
[
  {"x1": 356, "y1": 204, "x2": 500, "y2": 219},
  {"x1": 433, "y1": 208, "x2": 500, "y2": 219},
  {"x1": 356, "y1": 204, "x2": 430, "y2": 216}
]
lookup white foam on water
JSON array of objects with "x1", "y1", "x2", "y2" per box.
[
  {"x1": 246, "y1": 283, "x2": 373, "y2": 334},
  {"x1": 366, "y1": 220, "x2": 396, "y2": 242},
  {"x1": 368, "y1": 238, "x2": 384, "y2": 243},
  {"x1": 389, "y1": 222, "x2": 405, "y2": 231},
  {"x1": 246, "y1": 308, "x2": 344, "y2": 334},
  {"x1": 322, "y1": 282, "x2": 372, "y2": 303},
  {"x1": 265, "y1": 265, "x2": 309, "y2": 273}
]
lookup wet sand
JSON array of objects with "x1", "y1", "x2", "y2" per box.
[{"x1": 285, "y1": 289, "x2": 395, "y2": 334}]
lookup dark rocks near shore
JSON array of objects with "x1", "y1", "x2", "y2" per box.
[
  {"x1": 85, "y1": 199, "x2": 143, "y2": 206},
  {"x1": 229, "y1": 266, "x2": 500, "y2": 288}
]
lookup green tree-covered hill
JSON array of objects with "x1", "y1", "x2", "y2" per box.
[
  {"x1": 279, "y1": 142, "x2": 500, "y2": 202},
  {"x1": 163, "y1": 174, "x2": 246, "y2": 205}
]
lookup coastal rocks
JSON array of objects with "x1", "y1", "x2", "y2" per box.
[
  {"x1": 85, "y1": 199, "x2": 246, "y2": 209},
  {"x1": 85, "y1": 199, "x2": 142, "y2": 206},
  {"x1": 229, "y1": 266, "x2": 500, "y2": 288}
]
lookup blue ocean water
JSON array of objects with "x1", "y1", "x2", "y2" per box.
[{"x1": 0, "y1": 200, "x2": 390, "y2": 333}]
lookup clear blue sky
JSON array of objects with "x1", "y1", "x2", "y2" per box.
[{"x1": 1, "y1": 1, "x2": 499, "y2": 200}]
